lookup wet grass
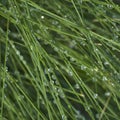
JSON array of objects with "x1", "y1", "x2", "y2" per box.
[{"x1": 0, "y1": 0, "x2": 120, "y2": 120}]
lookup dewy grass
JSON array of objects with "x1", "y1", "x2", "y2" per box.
[{"x1": 0, "y1": 0, "x2": 120, "y2": 120}]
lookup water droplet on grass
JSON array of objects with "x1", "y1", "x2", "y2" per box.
[
  {"x1": 104, "y1": 92, "x2": 111, "y2": 97},
  {"x1": 85, "y1": 106, "x2": 90, "y2": 111},
  {"x1": 54, "y1": 47, "x2": 59, "y2": 52},
  {"x1": 70, "y1": 57, "x2": 76, "y2": 62},
  {"x1": 94, "y1": 67, "x2": 98, "y2": 72},
  {"x1": 92, "y1": 77, "x2": 97, "y2": 82},
  {"x1": 57, "y1": 10, "x2": 61, "y2": 13},
  {"x1": 74, "y1": 84, "x2": 80, "y2": 89},
  {"x1": 69, "y1": 40, "x2": 77, "y2": 48},
  {"x1": 16, "y1": 19, "x2": 20, "y2": 24},
  {"x1": 58, "y1": 88, "x2": 65, "y2": 98},
  {"x1": 30, "y1": 46, "x2": 33, "y2": 50},
  {"x1": 41, "y1": 15, "x2": 44, "y2": 19},
  {"x1": 68, "y1": 71, "x2": 73, "y2": 76},
  {"x1": 62, "y1": 115, "x2": 67, "y2": 120},
  {"x1": 111, "y1": 82, "x2": 115, "y2": 87},
  {"x1": 107, "y1": 4, "x2": 113, "y2": 9},
  {"x1": 48, "y1": 68, "x2": 53, "y2": 73},
  {"x1": 80, "y1": 41, "x2": 86, "y2": 46},
  {"x1": 5, "y1": 67, "x2": 8, "y2": 72},
  {"x1": 18, "y1": 95, "x2": 24, "y2": 101},
  {"x1": 81, "y1": 65, "x2": 87, "y2": 70},
  {"x1": 79, "y1": 0, "x2": 83, "y2": 4},
  {"x1": 23, "y1": 60, "x2": 26, "y2": 65},
  {"x1": 4, "y1": 83, "x2": 7, "y2": 88},
  {"x1": 12, "y1": 44, "x2": 15, "y2": 48},
  {"x1": 50, "y1": 80, "x2": 54, "y2": 85},
  {"x1": 52, "y1": 20, "x2": 59, "y2": 25},
  {"x1": 104, "y1": 61, "x2": 109, "y2": 65},
  {"x1": 96, "y1": 113, "x2": 100, "y2": 119},
  {"x1": 55, "y1": 80, "x2": 59, "y2": 85},
  {"x1": 102, "y1": 76, "x2": 108, "y2": 81},
  {"x1": 95, "y1": 48, "x2": 98, "y2": 52},
  {"x1": 51, "y1": 75, "x2": 56, "y2": 80},
  {"x1": 94, "y1": 93, "x2": 98, "y2": 99},
  {"x1": 20, "y1": 55, "x2": 23, "y2": 61},
  {"x1": 16, "y1": 50, "x2": 20, "y2": 55},
  {"x1": 64, "y1": 50, "x2": 68, "y2": 55}
]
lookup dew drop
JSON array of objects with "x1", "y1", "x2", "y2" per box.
[
  {"x1": 41, "y1": 100, "x2": 45, "y2": 105},
  {"x1": 70, "y1": 57, "x2": 76, "y2": 62},
  {"x1": 54, "y1": 47, "x2": 59, "y2": 52},
  {"x1": 18, "y1": 95, "x2": 24, "y2": 101},
  {"x1": 14, "y1": 70, "x2": 19, "y2": 75},
  {"x1": 14, "y1": 6, "x2": 17, "y2": 8},
  {"x1": 80, "y1": 41, "x2": 86, "y2": 46},
  {"x1": 62, "y1": 115, "x2": 67, "y2": 120},
  {"x1": 20, "y1": 55, "x2": 23, "y2": 61},
  {"x1": 5, "y1": 56, "x2": 8, "y2": 62},
  {"x1": 23, "y1": 60, "x2": 26, "y2": 65},
  {"x1": 41, "y1": 15, "x2": 44, "y2": 19},
  {"x1": 92, "y1": 77, "x2": 97, "y2": 82},
  {"x1": 95, "y1": 48, "x2": 98, "y2": 52},
  {"x1": 104, "y1": 92, "x2": 111, "y2": 97},
  {"x1": 81, "y1": 65, "x2": 87, "y2": 70},
  {"x1": 104, "y1": 61, "x2": 109, "y2": 65},
  {"x1": 58, "y1": 25, "x2": 62, "y2": 29},
  {"x1": 4, "y1": 95, "x2": 7, "y2": 99},
  {"x1": 74, "y1": 83, "x2": 80, "y2": 89},
  {"x1": 55, "y1": 80, "x2": 59, "y2": 85},
  {"x1": 4, "y1": 83, "x2": 7, "y2": 88},
  {"x1": 93, "y1": 93, "x2": 98, "y2": 99},
  {"x1": 60, "y1": 94, "x2": 65, "y2": 98},
  {"x1": 64, "y1": 15, "x2": 67, "y2": 18},
  {"x1": 96, "y1": 113, "x2": 100, "y2": 119},
  {"x1": 36, "y1": 30, "x2": 41, "y2": 34},
  {"x1": 64, "y1": 50, "x2": 68, "y2": 55},
  {"x1": 30, "y1": 45, "x2": 33, "y2": 50},
  {"x1": 16, "y1": 50, "x2": 20, "y2": 55},
  {"x1": 85, "y1": 106, "x2": 90, "y2": 111},
  {"x1": 16, "y1": 19, "x2": 20, "y2": 24},
  {"x1": 79, "y1": 0, "x2": 83, "y2": 4},
  {"x1": 107, "y1": 4, "x2": 113, "y2": 9},
  {"x1": 111, "y1": 82, "x2": 115, "y2": 87},
  {"x1": 52, "y1": 20, "x2": 59, "y2": 25},
  {"x1": 48, "y1": 67, "x2": 53, "y2": 73},
  {"x1": 68, "y1": 71, "x2": 73, "y2": 76},
  {"x1": 44, "y1": 68, "x2": 48, "y2": 74},
  {"x1": 4, "y1": 10, "x2": 7, "y2": 13},
  {"x1": 43, "y1": 81, "x2": 49, "y2": 87},
  {"x1": 57, "y1": 10, "x2": 61, "y2": 13},
  {"x1": 75, "y1": 110, "x2": 80, "y2": 116},
  {"x1": 69, "y1": 40, "x2": 77, "y2": 48},
  {"x1": 94, "y1": 67, "x2": 98, "y2": 72},
  {"x1": 5, "y1": 66, "x2": 8, "y2": 72},
  {"x1": 50, "y1": 80, "x2": 54, "y2": 85},
  {"x1": 75, "y1": 110, "x2": 85, "y2": 119},
  {"x1": 51, "y1": 75, "x2": 56, "y2": 80},
  {"x1": 58, "y1": 88, "x2": 65, "y2": 98},
  {"x1": 102, "y1": 76, "x2": 108, "y2": 81}
]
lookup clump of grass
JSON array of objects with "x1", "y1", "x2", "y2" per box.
[{"x1": 0, "y1": 0, "x2": 120, "y2": 120}]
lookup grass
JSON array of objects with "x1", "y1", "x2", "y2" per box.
[{"x1": 0, "y1": 0, "x2": 120, "y2": 119}]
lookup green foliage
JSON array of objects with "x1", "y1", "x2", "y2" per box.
[{"x1": 0, "y1": 0, "x2": 120, "y2": 120}]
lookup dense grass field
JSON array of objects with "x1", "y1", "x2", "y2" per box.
[{"x1": 0, "y1": 0, "x2": 120, "y2": 120}]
